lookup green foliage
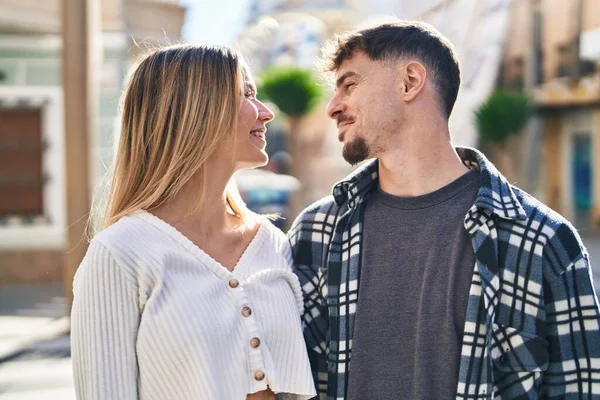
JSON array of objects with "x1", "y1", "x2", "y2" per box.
[
  {"x1": 257, "y1": 67, "x2": 323, "y2": 117},
  {"x1": 474, "y1": 90, "x2": 533, "y2": 143}
]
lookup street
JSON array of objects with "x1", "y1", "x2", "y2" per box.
[
  {"x1": 0, "y1": 357, "x2": 74, "y2": 400},
  {"x1": 0, "y1": 285, "x2": 73, "y2": 400}
]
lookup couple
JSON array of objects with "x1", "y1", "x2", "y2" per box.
[{"x1": 71, "y1": 21, "x2": 600, "y2": 400}]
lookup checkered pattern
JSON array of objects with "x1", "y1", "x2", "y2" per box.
[{"x1": 288, "y1": 147, "x2": 600, "y2": 400}]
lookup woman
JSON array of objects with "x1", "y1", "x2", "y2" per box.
[{"x1": 71, "y1": 44, "x2": 316, "y2": 400}]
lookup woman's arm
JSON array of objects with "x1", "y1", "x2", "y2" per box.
[{"x1": 71, "y1": 240, "x2": 141, "y2": 399}]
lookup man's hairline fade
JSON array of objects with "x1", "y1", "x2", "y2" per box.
[
  {"x1": 315, "y1": 20, "x2": 460, "y2": 118},
  {"x1": 316, "y1": 40, "x2": 444, "y2": 117},
  {"x1": 319, "y1": 46, "x2": 439, "y2": 91}
]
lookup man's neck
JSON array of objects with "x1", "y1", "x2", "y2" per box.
[{"x1": 377, "y1": 131, "x2": 469, "y2": 198}]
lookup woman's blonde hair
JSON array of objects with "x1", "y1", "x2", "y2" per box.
[{"x1": 95, "y1": 44, "x2": 249, "y2": 232}]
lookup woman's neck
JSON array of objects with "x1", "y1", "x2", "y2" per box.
[{"x1": 151, "y1": 166, "x2": 242, "y2": 236}]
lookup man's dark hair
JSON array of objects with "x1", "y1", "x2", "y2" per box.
[{"x1": 320, "y1": 20, "x2": 461, "y2": 118}]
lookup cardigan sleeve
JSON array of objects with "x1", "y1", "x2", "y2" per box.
[{"x1": 71, "y1": 239, "x2": 141, "y2": 400}]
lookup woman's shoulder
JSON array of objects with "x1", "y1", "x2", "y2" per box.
[
  {"x1": 90, "y1": 210, "x2": 177, "y2": 265},
  {"x1": 250, "y1": 215, "x2": 293, "y2": 265},
  {"x1": 93, "y1": 211, "x2": 150, "y2": 248},
  {"x1": 251, "y1": 214, "x2": 286, "y2": 243},
  {"x1": 79, "y1": 212, "x2": 170, "y2": 287},
  {"x1": 74, "y1": 215, "x2": 149, "y2": 295}
]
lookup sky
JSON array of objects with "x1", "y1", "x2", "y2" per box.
[{"x1": 180, "y1": 0, "x2": 252, "y2": 46}]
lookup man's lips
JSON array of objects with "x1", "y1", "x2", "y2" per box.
[
  {"x1": 337, "y1": 121, "x2": 354, "y2": 141},
  {"x1": 338, "y1": 120, "x2": 354, "y2": 128}
]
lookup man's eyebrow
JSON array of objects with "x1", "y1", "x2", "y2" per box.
[{"x1": 335, "y1": 71, "x2": 358, "y2": 90}]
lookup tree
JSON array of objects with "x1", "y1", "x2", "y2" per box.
[
  {"x1": 474, "y1": 89, "x2": 533, "y2": 182},
  {"x1": 258, "y1": 66, "x2": 324, "y2": 221}
]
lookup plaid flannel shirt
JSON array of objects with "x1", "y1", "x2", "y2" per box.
[{"x1": 288, "y1": 147, "x2": 600, "y2": 400}]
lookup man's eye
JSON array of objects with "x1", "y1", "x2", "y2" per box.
[{"x1": 344, "y1": 82, "x2": 355, "y2": 91}]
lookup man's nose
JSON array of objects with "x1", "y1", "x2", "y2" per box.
[{"x1": 326, "y1": 94, "x2": 345, "y2": 121}]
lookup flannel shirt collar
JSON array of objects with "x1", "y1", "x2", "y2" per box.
[{"x1": 331, "y1": 146, "x2": 527, "y2": 221}]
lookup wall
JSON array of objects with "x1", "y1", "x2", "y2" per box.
[{"x1": 0, "y1": 0, "x2": 186, "y2": 283}]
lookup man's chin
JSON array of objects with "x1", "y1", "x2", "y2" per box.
[
  {"x1": 342, "y1": 152, "x2": 368, "y2": 166},
  {"x1": 342, "y1": 141, "x2": 369, "y2": 166}
]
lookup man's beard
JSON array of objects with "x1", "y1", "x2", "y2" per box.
[{"x1": 342, "y1": 136, "x2": 369, "y2": 166}]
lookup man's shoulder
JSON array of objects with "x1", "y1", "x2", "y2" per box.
[
  {"x1": 511, "y1": 185, "x2": 588, "y2": 266},
  {"x1": 512, "y1": 186, "x2": 576, "y2": 231},
  {"x1": 287, "y1": 195, "x2": 346, "y2": 249},
  {"x1": 292, "y1": 195, "x2": 344, "y2": 228}
]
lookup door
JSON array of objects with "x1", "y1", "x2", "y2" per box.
[{"x1": 572, "y1": 134, "x2": 592, "y2": 232}]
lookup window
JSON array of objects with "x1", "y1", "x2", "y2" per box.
[
  {"x1": 0, "y1": 108, "x2": 44, "y2": 216},
  {"x1": 502, "y1": 57, "x2": 525, "y2": 91}
]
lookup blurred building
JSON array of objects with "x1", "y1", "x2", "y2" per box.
[
  {"x1": 245, "y1": 0, "x2": 358, "y2": 71},
  {"x1": 237, "y1": 0, "x2": 359, "y2": 210},
  {"x1": 0, "y1": 0, "x2": 185, "y2": 283},
  {"x1": 499, "y1": 0, "x2": 600, "y2": 233}
]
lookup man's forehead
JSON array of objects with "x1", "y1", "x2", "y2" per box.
[
  {"x1": 335, "y1": 54, "x2": 406, "y2": 80},
  {"x1": 336, "y1": 55, "x2": 360, "y2": 75},
  {"x1": 334, "y1": 52, "x2": 378, "y2": 78}
]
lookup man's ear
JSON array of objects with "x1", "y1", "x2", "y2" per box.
[{"x1": 400, "y1": 61, "x2": 427, "y2": 102}]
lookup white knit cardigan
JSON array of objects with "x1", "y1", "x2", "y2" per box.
[{"x1": 71, "y1": 210, "x2": 316, "y2": 400}]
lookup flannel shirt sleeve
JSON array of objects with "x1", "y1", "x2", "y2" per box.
[
  {"x1": 289, "y1": 211, "x2": 330, "y2": 399},
  {"x1": 542, "y1": 223, "x2": 600, "y2": 398}
]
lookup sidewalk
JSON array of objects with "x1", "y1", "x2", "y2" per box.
[{"x1": 0, "y1": 284, "x2": 74, "y2": 399}]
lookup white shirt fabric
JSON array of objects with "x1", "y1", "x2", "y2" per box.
[{"x1": 71, "y1": 210, "x2": 316, "y2": 400}]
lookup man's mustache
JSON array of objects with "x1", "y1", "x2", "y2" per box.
[{"x1": 337, "y1": 115, "x2": 355, "y2": 128}]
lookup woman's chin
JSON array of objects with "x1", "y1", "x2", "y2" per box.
[{"x1": 236, "y1": 154, "x2": 269, "y2": 171}]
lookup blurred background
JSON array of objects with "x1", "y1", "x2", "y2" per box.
[{"x1": 0, "y1": 0, "x2": 599, "y2": 398}]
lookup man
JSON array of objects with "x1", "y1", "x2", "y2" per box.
[{"x1": 288, "y1": 20, "x2": 600, "y2": 400}]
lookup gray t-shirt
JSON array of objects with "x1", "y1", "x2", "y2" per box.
[{"x1": 346, "y1": 169, "x2": 479, "y2": 400}]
